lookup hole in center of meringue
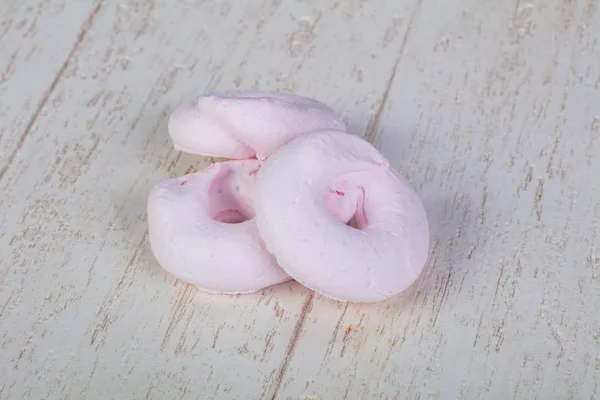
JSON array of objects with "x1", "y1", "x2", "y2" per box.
[
  {"x1": 208, "y1": 163, "x2": 257, "y2": 224},
  {"x1": 213, "y1": 208, "x2": 250, "y2": 224},
  {"x1": 324, "y1": 180, "x2": 368, "y2": 229}
]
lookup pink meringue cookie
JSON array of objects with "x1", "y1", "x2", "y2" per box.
[
  {"x1": 147, "y1": 160, "x2": 290, "y2": 294},
  {"x1": 168, "y1": 91, "x2": 346, "y2": 160},
  {"x1": 254, "y1": 130, "x2": 430, "y2": 302}
]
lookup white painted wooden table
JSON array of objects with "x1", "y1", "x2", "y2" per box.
[{"x1": 1, "y1": 0, "x2": 599, "y2": 399}]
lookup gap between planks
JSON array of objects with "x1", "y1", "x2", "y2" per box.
[
  {"x1": 0, "y1": 0, "x2": 104, "y2": 182},
  {"x1": 265, "y1": 2, "x2": 424, "y2": 395},
  {"x1": 2, "y1": 0, "x2": 425, "y2": 397}
]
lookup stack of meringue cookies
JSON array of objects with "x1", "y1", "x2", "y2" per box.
[{"x1": 147, "y1": 91, "x2": 429, "y2": 303}]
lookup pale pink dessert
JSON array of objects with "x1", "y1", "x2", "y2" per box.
[
  {"x1": 167, "y1": 91, "x2": 346, "y2": 160},
  {"x1": 147, "y1": 160, "x2": 290, "y2": 294},
  {"x1": 254, "y1": 130, "x2": 430, "y2": 302},
  {"x1": 150, "y1": 91, "x2": 429, "y2": 301}
]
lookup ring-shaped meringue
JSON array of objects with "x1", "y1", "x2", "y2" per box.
[
  {"x1": 148, "y1": 159, "x2": 290, "y2": 294},
  {"x1": 254, "y1": 130, "x2": 430, "y2": 302},
  {"x1": 168, "y1": 91, "x2": 346, "y2": 159}
]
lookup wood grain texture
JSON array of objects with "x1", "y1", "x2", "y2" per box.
[
  {"x1": 0, "y1": 0, "x2": 599, "y2": 399},
  {"x1": 276, "y1": 1, "x2": 600, "y2": 399},
  {"x1": 0, "y1": 0, "x2": 99, "y2": 181}
]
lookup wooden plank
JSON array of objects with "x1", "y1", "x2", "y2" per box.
[
  {"x1": 0, "y1": 0, "x2": 432, "y2": 398},
  {"x1": 0, "y1": 0, "x2": 98, "y2": 180},
  {"x1": 276, "y1": 1, "x2": 600, "y2": 399}
]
